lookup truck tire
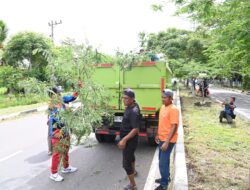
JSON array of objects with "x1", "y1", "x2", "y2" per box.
[
  {"x1": 148, "y1": 137, "x2": 157, "y2": 146},
  {"x1": 104, "y1": 135, "x2": 116, "y2": 143},
  {"x1": 95, "y1": 134, "x2": 105, "y2": 143}
]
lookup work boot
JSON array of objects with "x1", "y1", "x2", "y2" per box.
[
  {"x1": 155, "y1": 178, "x2": 161, "y2": 184},
  {"x1": 154, "y1": 185, "x2": 167, "y2": 190},
  {"x1": 155, "y1": 177, "x2": 171, "y2": 184}
]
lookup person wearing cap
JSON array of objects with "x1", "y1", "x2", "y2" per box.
[
  {"x1": 154, "y1": 89, "x2": 179, "y2": 190},
  {"x1": 219, "y1": 96, "x2": 236, "y2": 123},
  {"x1": 118, "y1": 88, "x2": 141, "y2": 190},
  {"x1": 48, "y1": 86, "x2": 79, "y2": 182}
]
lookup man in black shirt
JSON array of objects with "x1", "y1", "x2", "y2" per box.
[{"x1": 118, "y1": 88, "x2": 140, "y2": 190}]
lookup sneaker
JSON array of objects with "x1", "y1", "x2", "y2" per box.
[
  {"x1": 124, "y1": 184, "x2": 137, "y2": 190},
  {"x1": 61, "y1": 166, "x2": 78, "y2": 174},
  {"x1": 154, "y1": 185, "x2": 166, "y2": 190},
  {"x1": 50, "y1": 173, "x2": 64, "y2": 182}
]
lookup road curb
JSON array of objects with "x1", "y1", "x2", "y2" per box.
[
  {"x1": 0, "y1": 106, "x2": 47, "y2": 122},
  {"x1": 173, "y1": 90, "x2": 188, "y2": 190},
  {"x1": 143, "y1": 148, "x2": 159, "y2": 190},
  {"x1": 19, "y1": 109, "x2": 38, "y2": 115}
]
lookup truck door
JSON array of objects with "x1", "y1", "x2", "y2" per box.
[{"x1": 92, "y1": 64, "x2": 120, "y2": 110}]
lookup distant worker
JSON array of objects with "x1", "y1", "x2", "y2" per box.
[
  {"x1": 172, "y1": 78, "x2": 177, "y2": 91},
  {"x1": 203, "y1": 79, "x2": 209, "y2": 97},
  {"x1": 191, "y1": 78, "x2": 196, "y2": 96},
  {"x1": 197, "y1": 79, "x2": 209, "y2": 97},
  {"x1": 219, "y1": 97, "x2": 236, "y2": 124},
  {"x1": 139, "y1": 49, "x2": 159, "y2": 62},
  {"x1": 118, "y1": 88, "x2": 140, "y2": 190},
  {"x1": 154, "y1": 89, "x2": 179, "y2": 190},
  {"x1": 192, "y1": 78, "x2": 196, "y2": 91}
]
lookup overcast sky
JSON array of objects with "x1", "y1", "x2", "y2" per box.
[{"x1": 1, "y1": 0, "x2": 192, "y2": 54}]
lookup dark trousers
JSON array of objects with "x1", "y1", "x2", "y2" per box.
[
  {"x1": 158, "y1": 141, "x2": 175, "y2": 187},
  {"x1": 122, "y1": 137, "x2": 138, "y2": 175},
  {"x1": 219, "y1": 111, "x2": 233, "y2": 123}
]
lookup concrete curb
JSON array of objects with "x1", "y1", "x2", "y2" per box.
[
  {"x1": 210, "y1": 85, "x2": 250, "y2": 95},
  {"x1": 143, "y1": 89, "x2": 188, "y2": 190},
  {"x1": 0, "y1": 106, "x2": 47, "y2": 122},
  {"x1": 143, "y1": 148, "x2": 160, "y2": 190}
]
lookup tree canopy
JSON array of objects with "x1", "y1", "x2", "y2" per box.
[
  {"x1": 0, "y1": 20, "x2": 8, "y2": 49},
  {"x1": 3, "y1": 32, "x2": 53, "y2": 81},
  {"x1": 147, "y1": 0, "x2": 250, "y2": 88},
  {"x1": 172, "y1": 0, "x2": 250, "y2": 79},
  {"x1": 140, "y1": 28, "x2": 209, "y2": 78}
]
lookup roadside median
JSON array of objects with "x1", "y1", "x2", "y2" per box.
[{"x1": 181, "y1": 88, "x2": 249, "y2": 190}]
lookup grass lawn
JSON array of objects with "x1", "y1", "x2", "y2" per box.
[
  {"x1": 0, "y1": 94, "x2": 48, "y2": 115},
  {"x1": 181, "y1": 88, "x2": 250, "y2": 190}
]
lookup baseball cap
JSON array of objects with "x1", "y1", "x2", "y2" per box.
[
  {"x1": 52, "y1": 86, "x2": 63, "y2": 94},
  {"x1": 123, "y1": 88, "x2": 135, "y2": 98},
  {"x1": 162, "y1": 89, "x2": 173, "y2": 97}
]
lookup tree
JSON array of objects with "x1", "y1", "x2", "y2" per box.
[
  {"x1": 172, "y1": 0, "x2": 250, "y2": 87},
  {"x1": 0, "y1": 20, "x2": 8, "y2": 65},
  {"x1": 0, "y1": 20, "x2": 8, "y2": 49},
  {"x1": 43, "y1": 43, "x2": 114, "y2": 144},
  {"x1": 3, "y1": 32, "x2": 53, "y2": 81},
  {"x1": 142, "y1": 28, "x2": 209, "y2": 79},
  {"x1": 0, "y1": 66, "x2": 24, "y2": 94}
]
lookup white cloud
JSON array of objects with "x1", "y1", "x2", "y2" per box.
[{"x1": 0, "y1": 0, "x2": 192, "y2": 54}]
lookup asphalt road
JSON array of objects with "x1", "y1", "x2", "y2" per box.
[
  {"x1": 0, "y1": 112, "x2": 156, "y2": 190},
  {"x1": 210, "y1": 87, "x2": 250, "y2": 120}
]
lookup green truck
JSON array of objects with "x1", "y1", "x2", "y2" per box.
[{"x1": 92, "y1": 61, "x2": 172, "y2": 145}]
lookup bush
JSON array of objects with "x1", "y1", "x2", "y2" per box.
[
  {"x1": 0, "y1": 93, "x2": 48, "y2": 109},
  {"x1": 0, "y1": 87, "x2": 7, "y2": 95},
  {"x1": 0, "y1": 66, "x2": 25, "y2": 94}
]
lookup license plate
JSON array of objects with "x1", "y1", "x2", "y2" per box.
[{"x1": 114, "y1": 116, "x2": 123, "y2": 123}]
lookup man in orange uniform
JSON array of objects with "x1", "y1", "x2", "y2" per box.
[{"x1": 155, "y1": 89, "x2": 179, "y2": 190}]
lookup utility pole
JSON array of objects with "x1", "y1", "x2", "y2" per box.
[{"x1": 48, "y1": 20, "x2": 62, "y2": 43}]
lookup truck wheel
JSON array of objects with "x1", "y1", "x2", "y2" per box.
[
  {"x1": 104, "y1": 135, "x2": 116, "y2": 143},
  {"x1": 148, "y1": 137, "x2": 157, "y2": 146},
  {"x1": 95, "y1": 134, "x2": 105, "y2": 143}
]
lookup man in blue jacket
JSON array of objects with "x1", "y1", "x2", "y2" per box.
[{"x1": 219, "y1": 97, "x2": 236, "y2": 124}]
